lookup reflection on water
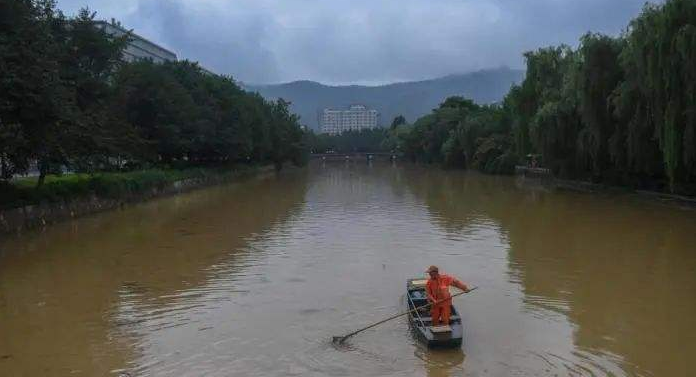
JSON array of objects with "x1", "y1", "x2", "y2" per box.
[
  {"x1": 0, "y1": 170, "x2": 309, "y2": 376},
  {"x1": 415, "y1": 347, "x2": 465, "y2": 377},
  {"x1": 1, "y1": 163, "x2": 695, "y2": 376}
]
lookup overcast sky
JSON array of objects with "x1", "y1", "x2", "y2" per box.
[{"x1": 56, "y1": 0, "x2": 650, "y2": 85}]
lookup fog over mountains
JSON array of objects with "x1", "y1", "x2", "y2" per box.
[{"x1": 246, "y1": 67, "x2": 524, "y2": 131}]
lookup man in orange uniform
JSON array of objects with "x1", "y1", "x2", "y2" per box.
[{"x1": 425, "y1": 265, "x2": 469, "y2": 326}]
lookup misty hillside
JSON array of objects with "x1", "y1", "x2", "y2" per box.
[{"x1": 246, "y1": 67, "x2": 524, "y2": 130}]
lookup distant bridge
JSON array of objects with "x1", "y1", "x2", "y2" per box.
[{"x1": 310, "y1": 152, "x2": 399, "y2": 161}]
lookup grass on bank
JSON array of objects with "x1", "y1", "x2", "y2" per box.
[{"x1": 0, "y1": 166, "x2": 256, "y2": 210}]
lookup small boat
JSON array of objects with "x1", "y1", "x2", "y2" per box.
[{"x1": 406, "y1": 278, "x2": 463, "y2": 348}]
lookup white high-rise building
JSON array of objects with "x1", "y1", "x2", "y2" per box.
[{"x1": 321, "y1": 105, "x2": 379, "y2": 135}]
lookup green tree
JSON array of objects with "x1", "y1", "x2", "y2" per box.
[
  {"x1": 390, "y1": 115, "x2": 406, "y2": 130},
  {"x1": 111, "y1": 61, "x2": 196, "y2": 162},
  {"x1": 615, "y1": 0, "x2": 696, "y2": 190},
  {"x1": 574, "y1": 33, "x2": 624, "y2": 179},
  {"x1": 0, "y1": 0, "x2": 76, "y2": 187},
  {"x1": 61, "y1": 9, "x2": 131, "y2": 172}
]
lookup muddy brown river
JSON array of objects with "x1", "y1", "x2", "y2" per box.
[{"x1": 1, "y1": 163, "x2": 695, "y2": 376}]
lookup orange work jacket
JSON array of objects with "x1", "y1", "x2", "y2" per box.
[{"x1": 426, "y1": 274, "x2": 460, "y2": 303}]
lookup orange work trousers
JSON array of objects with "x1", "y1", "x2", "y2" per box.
[{"x1": 431, "y1": 301, "x2": 451, "y2": 326}]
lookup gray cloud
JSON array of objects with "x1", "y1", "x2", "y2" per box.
[{"x1": 56, "y1": 0, "x2": 649, "y2": 85}]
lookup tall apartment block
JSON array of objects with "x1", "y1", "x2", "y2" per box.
[{"x1": 321, "y1": 105, "x2": 379, "y2": 135}]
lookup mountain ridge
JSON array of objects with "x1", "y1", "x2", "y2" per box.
[{"x1": 245, "y1": 67, "x2": 525, "y2": 130}]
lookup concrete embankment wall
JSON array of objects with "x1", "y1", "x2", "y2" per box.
[{"x1": 0, "y1": 166, "x2": 274, "y2": 236}]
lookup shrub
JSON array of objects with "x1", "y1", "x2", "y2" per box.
[{"x1": 0, "y1": 167, "x2": 239, "y2": 210}]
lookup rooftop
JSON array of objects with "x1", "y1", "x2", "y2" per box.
[{"x1": 94, "y1": 20, "x2": 177, "y2": 58}]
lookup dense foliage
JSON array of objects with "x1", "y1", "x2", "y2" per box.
[
  {"x1": 392, "y1": 0, "x2": 696, "y2": 193},
  {"x1": 0, "y1": 166, "x2": 257, "y2": 210},
  {"x1": 0, "y1": 0, "x2": 305, "y2": 188},
  {"x1": 388, "y1": 98, "x2": 517, "y2": 174}
]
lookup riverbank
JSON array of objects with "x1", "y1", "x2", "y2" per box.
[
  {"x1": 515, "y1": 173, "x2": 696, "y2": 206},
  {"x1": 513, "y1": 164, "x2": 696, "y2": 204},
  {"x1": 0, "y1": 165, "x2": 275, "y2": 235}
]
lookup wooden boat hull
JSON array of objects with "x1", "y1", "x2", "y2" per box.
[
  {"x1": 408, "y1": 314, "x2": 463, "y2": 348},
  {"x1": 406, "y1": 279, "x2": 463, "y2": 348}
]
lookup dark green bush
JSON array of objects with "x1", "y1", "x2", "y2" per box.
[{"x1": 0, "y1": 167, "x2": 243, "y2": 210}]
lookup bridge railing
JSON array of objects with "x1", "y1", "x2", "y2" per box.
[{"x1": 310, "y1": 152, "x2": 399, "y2": 160}]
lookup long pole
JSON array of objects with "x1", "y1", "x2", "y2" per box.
[{"x1": 332, "y1": 286, "x2": 478, "y2": 344}]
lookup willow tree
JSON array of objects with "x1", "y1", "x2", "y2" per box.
[
  {"x1": 514, "y1": 46, "x2": 575, "y2": 169},
  {"x1": 618, "y1": 0, "x2": 696, "y2": 190},
  {"x1": 508, "y1": 46, "x2": 573, "y2": 159},
  {"x1": 574, "y1": 33, "x2": 624, "y2": 179}
]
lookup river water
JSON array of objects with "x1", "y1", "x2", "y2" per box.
[{"x1": 1, "y1": 162, "x2": 695, "y2": 377}]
